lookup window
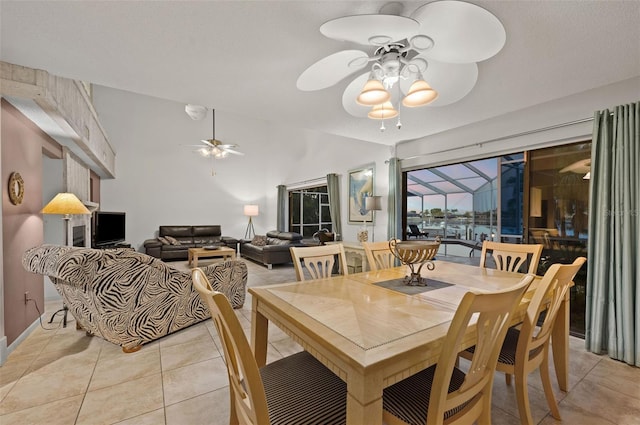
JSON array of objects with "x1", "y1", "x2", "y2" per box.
[
  {"x1": 289, "y1": 185, "x2": 331, "y2": 238},
  {"x1": 500, "y1": 153, "x2": 525, "y2": 240}
]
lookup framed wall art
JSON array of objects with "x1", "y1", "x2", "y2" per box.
[{"x1": 348, "y1": 164, "x2": 374, "y2": 223}]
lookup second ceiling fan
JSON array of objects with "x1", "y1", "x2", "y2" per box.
[{"x1": 193, "y1": 109, "x2": 244, "y2": 158}]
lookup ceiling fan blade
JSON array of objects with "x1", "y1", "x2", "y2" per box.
[
  {"x1": 201, "y1": 139, "x2": 215, "y2": 147},
  {"x1": 411, "y1": 1, "x2": 505, "y2": 63},
  {"x1": 297, "y1": 50, "x2": 369, "y2": 91},
  {"x1": 400, "y1": 57, "x2": 478, "y2": 106},
  {"x1": 320, "y1": 14, "x2": 420, "y2": 45},
  {"x1": 341, "y1": 72, "x2": 372, "y2": 118},
  {"x1": 224, "y1": 148, "x2": 244, "y2": 156}
]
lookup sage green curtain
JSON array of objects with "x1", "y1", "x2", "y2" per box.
[
  {"x1": 585, "y1": 101, "x2": 639, "y2": 366},
  {"x1": 276, "y1": 184, "x2": 286, "y2": 232},
  {"x1": 387, "y1": 157, "x2": 402, "y2": 240},
  {"x1": 327, "y1": 173, "x2": 342, "y2": 241}
]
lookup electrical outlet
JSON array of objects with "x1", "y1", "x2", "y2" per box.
[{"x1": 24, "y1": 291, "x2": 29, "y2": 305}]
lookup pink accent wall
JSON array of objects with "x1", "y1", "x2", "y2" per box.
[{"x1": 1, "y1": 99, "x2": 51, "y2": 345}]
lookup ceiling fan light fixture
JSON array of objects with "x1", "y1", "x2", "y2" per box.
[
  {"x1": 356, "y1": 78, "x2": 390, "y2": 106},
  {"x1": 402, "y1": 79, "x2": 438, "y2": 107},
  {"x1": 368, "y1": 101, "x2": 399, "y2": 119}
]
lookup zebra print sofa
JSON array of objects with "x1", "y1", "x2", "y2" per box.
[{"x1": 22, "y1": 244, "x2": 248, "y2": 352}]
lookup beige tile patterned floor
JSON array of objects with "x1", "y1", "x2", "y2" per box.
[{"x1": 1, "y1": 258, "x2": 639, "y2": 424}]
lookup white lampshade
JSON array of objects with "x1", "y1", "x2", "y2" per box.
[
  {"x1": 365, "y1": 196, "x2": 382, "y2": 211},
  {"x1": 185, "y1": 104, "x2": 207, "y2": 120},
  {"x1": 356, "y1": 79, "x2": 391, "y2": 106},
  {"x1": 42, "y1": 193, "x2": 91, "y2": 215},
  {"x1": 367, "y1": 102, "x2": 399, "y2": 120},
  {"x1": 529, "y1": 187, "x2": 542, "y2": 217},
  {"x1": 244, "y1": 204, "x2": 259, "y2": 216},
  {"x1": 402, "y1": 79, "x2": 438, "y2": 107}
]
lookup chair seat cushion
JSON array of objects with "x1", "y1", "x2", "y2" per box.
[
  {"x1": 383, "y1": 365, "x2": 467, "y2": 425},
  {"x1": 465, "y1": 327, "x2": 543, "y2": 366},
  {"x1": 260, "y1": 351, "x2": 346, "y2": 425}
]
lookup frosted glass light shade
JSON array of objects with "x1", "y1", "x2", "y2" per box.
[
  {"x1": 244, "y1": 205, "x2": 259, "y2": 216},
  {"x1": 356, "y1": 79, "x2": 391, "y2": 106},
  {"x1": 402, "y1": 80, "x2": 438, "y2": 107},
  {"x1": 42, "y1": 193, "x2": 91, "y2": 215},
  {"x1": 365, "y1": 195, "x2": 382, "y2": 211},
  {"x1": 368, "y1": 102, "x2": 398, "y2": 119}
]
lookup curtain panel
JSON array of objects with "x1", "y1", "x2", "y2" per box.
[
  {"x1": 276, "y1": 184, "x2": 286, "y2": 232},
  {"x1": 387, "y1": 157, "x2": 402, "y2": 240},
  {"x1": 327, "y1": 173, "x2": 342, "y2": 241},
  {"x1": 585, "y1": 101, "x2": 639, "y2": 366}
]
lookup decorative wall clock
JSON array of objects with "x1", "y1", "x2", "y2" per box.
[{"x1": 8, "y1": 172, "x2": 25, "y2": 205}]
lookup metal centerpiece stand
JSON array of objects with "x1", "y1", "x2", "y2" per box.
[{"x1": 389, "y1": 237, "x2": 441, "y2": 286}]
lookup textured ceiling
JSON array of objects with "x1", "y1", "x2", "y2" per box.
[{"x1": 1, "y1": 1, "x2": 639, "y2": 146}]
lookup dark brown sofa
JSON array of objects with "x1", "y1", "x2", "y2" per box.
[
  {"x1": 240, "y1": 230, "x2": 304, "y2": 269},
  {"x1": 144, "y1": 225, "x2": 238, "y2": 261}
]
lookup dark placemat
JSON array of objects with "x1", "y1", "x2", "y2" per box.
[{"x1": 374, "y1": 277, "x2": 453, "y2": 295}]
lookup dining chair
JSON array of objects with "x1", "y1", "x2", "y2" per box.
[
  {"x1": 363, "y1": 240, "x2": 397, "y2": 271},
  {"x1": 382, "y1": 274, "x2": 534, "y2": 425},
  {"x1": 479, "y1": 241, "x2": 543, "y2": 274},
  {"x1": 290, "y1": 243, "x2": 348, "y2": 281},
  {"x1": 460, "y1": 257, "x2": 586, "y2": 425},
  {"x1": 191, "y1": 268, "x2": 347, "y2": 425}
]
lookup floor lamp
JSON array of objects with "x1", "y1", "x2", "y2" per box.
[
  {"x1": 42, "y1": 192, "x2": 91, "y2": 327},
  {"x1": 365, "y1": 196, "x2": 382, "y2": 242},
  {"x1": 244, "y1": 204, "x2": 259, "y2": 239}
]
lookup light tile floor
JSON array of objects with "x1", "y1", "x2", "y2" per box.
[{"x1": 1, "y1": 258, "x2": 639, "y2": 424}]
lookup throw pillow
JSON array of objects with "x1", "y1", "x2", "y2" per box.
[
  {"x1": 165, "y1": 236, "x2": 181, "y2": 246},
  {"x1": 252, "y1": 235, "x2": 267, "y2": 247},
  {"x1": 157, "y1": 236, "x2": 170, "y2": 245}
]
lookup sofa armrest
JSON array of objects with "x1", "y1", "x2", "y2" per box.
[
  {"x1": 144, "y1": 239, "x2": 162, "y2": 248},
  {"x1": 143, "y1": 239, "x2": 162, "y2": 258},
  {"x1": 221, "y1": 236, "x2": 239, "y2": 247},
  {"x1": 199, "y1": 260, "x2": 247, "y2": 308}
]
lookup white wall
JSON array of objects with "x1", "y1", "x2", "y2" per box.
[
  {"x1": 398, "y1": 77, "x2": 640, "y2": 168},
  {"x1": 91, "y1": 87, "x2": 390, "y2": 248},
  {"x1": 42, "y1": 156, "x2": 64, "y2": 300}
]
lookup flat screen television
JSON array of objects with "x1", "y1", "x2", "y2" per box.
[{"x1": 93, "y1": 211, "x2": 126, "y2": 247}]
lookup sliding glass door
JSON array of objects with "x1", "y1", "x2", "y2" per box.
[
  {"x1": 403, "y1": 141, "x2": 591, "y2": 336},
  {"x1": 527, "y1": 142, "x2": 590, "y2": 337}
]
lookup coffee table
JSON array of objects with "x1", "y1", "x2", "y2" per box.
[{"x1": 188, "y1": 246, "x2": 236, "y2": 267}]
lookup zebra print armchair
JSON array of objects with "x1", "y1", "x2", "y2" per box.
[{"x1": 22, "y1": 244, "x2": 247, "y2": 352}]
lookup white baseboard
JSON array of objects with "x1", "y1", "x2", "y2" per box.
[{"x1": 2, "y1": 317, "x2": 43, "y2": 365}]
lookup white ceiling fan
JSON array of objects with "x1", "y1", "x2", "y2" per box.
[
  {"x1": 297, "y1": 1, "x2": 506, "y2": 128},
  {"x1": 190, "y1": 109, "x2": 244, "y2": 159}
]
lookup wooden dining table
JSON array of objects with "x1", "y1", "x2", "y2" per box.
[{"x1": 249, "y1": 261, "x2": 570, "y2": 425}]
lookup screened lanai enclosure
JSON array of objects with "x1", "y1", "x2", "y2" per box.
[{"x1": 405, "y1": 154, "x2": 525, "y2": 258}]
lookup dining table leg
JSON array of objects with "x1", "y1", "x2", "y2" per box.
[
  {"x1": 345, "y1": 376, "x2": 384, "y2": 425},
  {"x1": 251, "y1": 297, "x2": 268, "y2": 367},
  {"x1": 551, "y1": 291, "x2": 570, "y2": 391}
]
